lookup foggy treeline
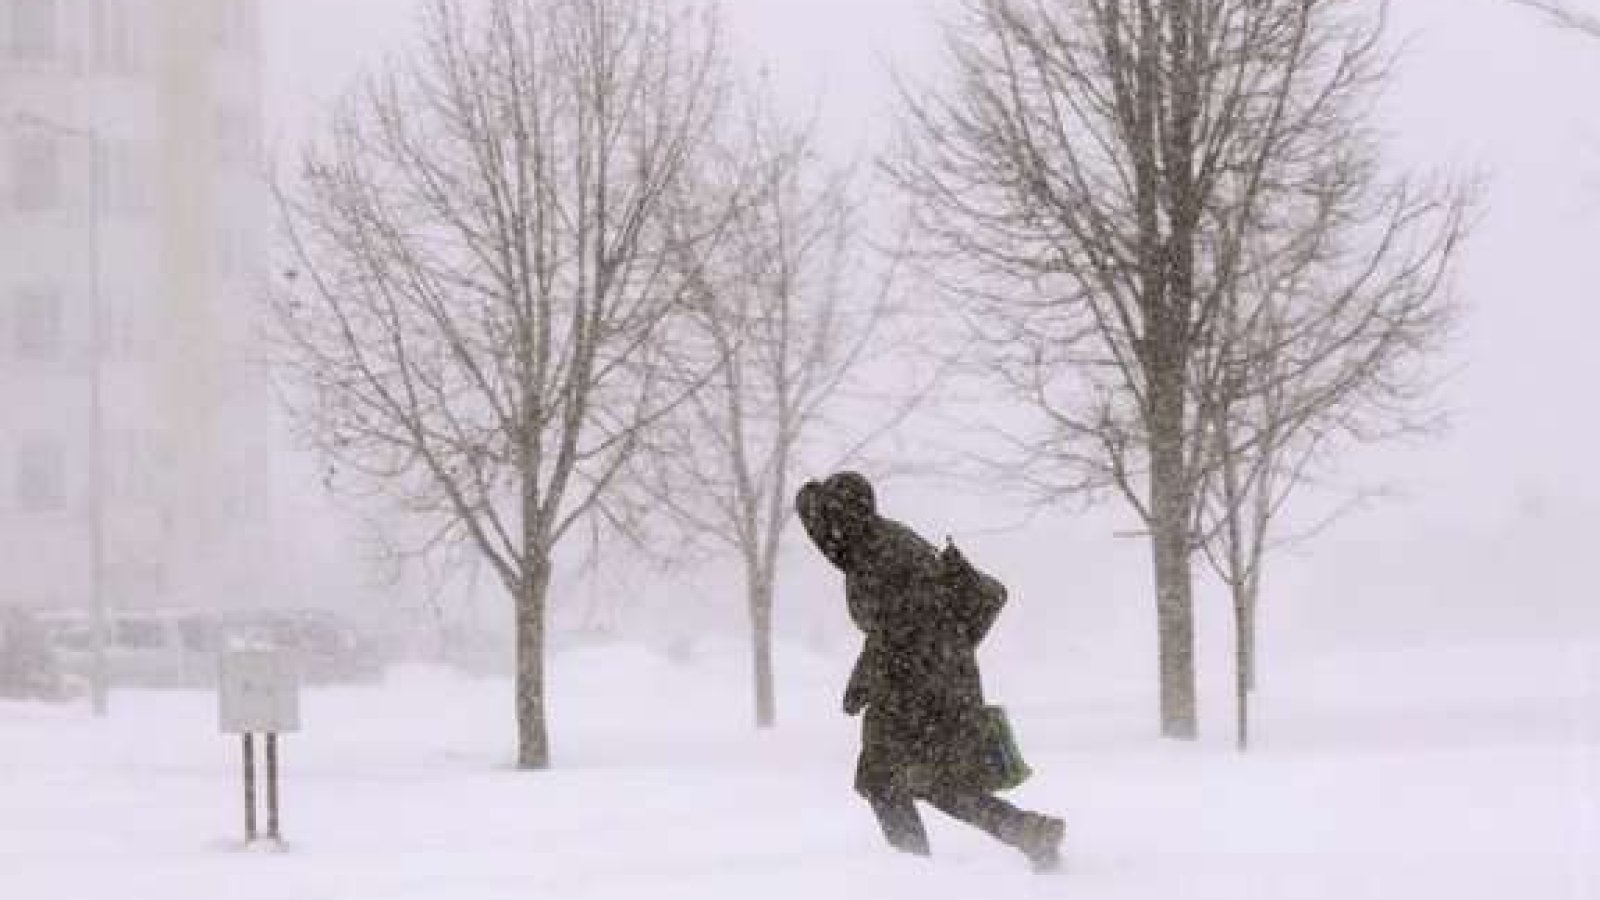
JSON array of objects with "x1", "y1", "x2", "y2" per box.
[{"x1": 270, "y1": 0, "x2": 1470, "y2": 767}]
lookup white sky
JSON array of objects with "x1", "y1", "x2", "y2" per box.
[{"x1": 261, "y1": 0, "x2": 1600, "y2": 650}]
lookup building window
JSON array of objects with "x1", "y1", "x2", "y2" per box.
[
  {"x1": 12, "y1": 285, "x2": 62, "y2": 361},
  {"x1": 10, "y1": 132, "x2": 61, "y2": 212},
  {"x1": 8, "y1": 0, "x2": 58, "y2": 63},
  {"x1": 16, "y1": 437, "x2": 65, "y2": 513}
]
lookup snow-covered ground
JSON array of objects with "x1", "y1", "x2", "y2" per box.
[{"x1": 4, "y1": 637, "x2": 1596, "y2": 900}]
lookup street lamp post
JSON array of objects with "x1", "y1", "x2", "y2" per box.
[{"x1": 13, "y1": 112, "x2": 108, "y2": 717}]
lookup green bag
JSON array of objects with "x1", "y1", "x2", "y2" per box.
[{"x1": 981, "y1": 705, "x2": 1033, "y2": 791}]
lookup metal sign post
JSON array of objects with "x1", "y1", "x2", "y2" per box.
[
  {"x1": 265, "y1": 733, "x2": 281, "y2": 840},
  {"x1": 219, "y1": 649, "x2": 299, "y2": 845},
  {"x1": 242, "y1": 732, "x2": 257, "y2": 840}
]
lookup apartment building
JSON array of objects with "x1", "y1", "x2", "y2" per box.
[{"x1": 0, "y1": 0, "x2": 272, "y2": 618}]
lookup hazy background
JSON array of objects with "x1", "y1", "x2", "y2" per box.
[{"x1": 258, "y1": 0, "x2": 1600, "y2": 681}]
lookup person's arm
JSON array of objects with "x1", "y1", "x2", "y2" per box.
[{"x1": 843, "y1": 640, "x2": 874, "y2": 715}]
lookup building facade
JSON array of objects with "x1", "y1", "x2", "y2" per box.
[{"x1": 0, "y1": 0, "x2": 271, "y2": 616}]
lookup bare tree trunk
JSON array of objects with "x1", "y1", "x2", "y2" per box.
[
  {"x1": 1151, "y1": 518, "x2": 1197, "y2": 739},
  {"x1": 515, "y1": 557, "x2": 552, "y2": 769},
  {"x1": 1150, "y1": 381, "x2": 1198, "y2": 740},
  {"x1": 1242, "y1": 573, "x2": 1259, "y2": 693},
  {"x1": 1229, "y1": 570, "x2": 1253, "y2": 751},
  {"x1": 1224, "y1": 444, "x2": 1250, "y2": 751},
  {"x1": 1240, "y1": 396, "x2": 1275, "y2": 698},
  {"x1": 749, "y1": 564, "x2": 776, "y2": 729},
  {"x1": 1234, "y1": 596, "x2": 1250, "y2": 752},
  {"x1": 1218, "y1": 397, "x2": 1251, "y2": 748}
]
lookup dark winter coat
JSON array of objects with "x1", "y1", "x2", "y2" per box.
[{"x1": 795, "y1": 473, "x2": 1006, "y2": 796}]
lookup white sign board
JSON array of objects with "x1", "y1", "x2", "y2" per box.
[{"x1": 219, "y1": 649, "x2": 300, "y2": 734}]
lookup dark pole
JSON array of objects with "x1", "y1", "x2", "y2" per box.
[
  {"x1": 242, "y1": 733, "x2": 257, "y2": 841},
  {"x1": 265, "y1": 733, "x2": 280, "y2": 841}
]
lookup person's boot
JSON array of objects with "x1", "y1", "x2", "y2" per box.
[
  {"x1": 1007, "y1": 812, "x2": 1064, "y2": 872},
  {"x1": 868, "y1": 794, "x2": 931, "y2": 857},
  {"x1": 887, "y1": 829, "x2": 932, "y2": 857}
]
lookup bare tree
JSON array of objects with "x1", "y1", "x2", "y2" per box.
[
  {"x1": 891, "y1": 0, "x2": 1467, "y2": 739},
  {"x1": 1200, "y1": 198, "x2": 1466, "y2": 752},
  {"x1": 1511, "y1": 0, "x2": 1600, "y2": 38},
  {"x1": 271, "y1": 0, "x2": 736, "y2": 769},
  {"x1": 1186, "y1": 1, "x2": 1472, "y2": 750},
  {"x1": 639, "y1": 100, "x2": 904, "y2": 729}
]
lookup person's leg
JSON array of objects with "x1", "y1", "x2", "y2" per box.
[
  {"x1": 920, "y1": 785, "x2": 1018, "y2": 841},
  {"x1": 856, "y1": 713, "x2": 931, "y2": 855},
  {"x1": 861, "y1": 786, "x2": 931, "y2": 855},
  {"x1": 922, "y1": 785, "x2": 1063, "y2": 871}
]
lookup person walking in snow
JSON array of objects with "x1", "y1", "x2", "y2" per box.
[{"x1": 795, "y1": 471, "x2": 1064, "y2": 871}]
